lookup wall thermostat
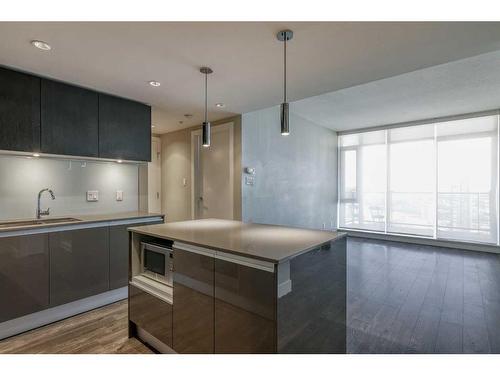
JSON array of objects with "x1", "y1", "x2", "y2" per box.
[{"x1": 244, "y1": 167, "x2": 256, "y2": 175}]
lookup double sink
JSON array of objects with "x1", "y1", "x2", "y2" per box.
[{"x1": 0, "y1": 217, "x2": 82, "y2": 229}]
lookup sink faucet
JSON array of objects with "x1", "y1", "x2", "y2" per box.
[{"x1": 37, "y1": 188, "x2": 56, "y2": 219}]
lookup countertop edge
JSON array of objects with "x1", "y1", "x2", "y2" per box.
[
  {"x1": 0, "y1": 212, "x2": 165, "y2": 235},
  {"x1": 128, "y1": 226, "x2": 347, "y2": 264}
]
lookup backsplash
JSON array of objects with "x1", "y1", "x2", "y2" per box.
[{"x1": 0, "y1": 155, "x2": 139, "y2": 220}]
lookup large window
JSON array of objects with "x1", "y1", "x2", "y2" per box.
[{"x1": 338, "y1": 114, "x2": 499, "y2": 245}]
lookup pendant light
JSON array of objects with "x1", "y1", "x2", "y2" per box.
[
  {"x1": 277, "y1": 29, "x2": 293, "y2": 136},
  {"x1": 200, "y1": 67, "x2": 213, "y2": 147}
]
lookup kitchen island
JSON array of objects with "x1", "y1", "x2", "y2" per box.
[{"x1": 128, "y1": 219, "x2": 346, "y2": 354}]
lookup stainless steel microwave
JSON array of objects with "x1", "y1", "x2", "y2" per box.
[{"x1": 140, "y1": 242, "x2": 173, "y2": 286}]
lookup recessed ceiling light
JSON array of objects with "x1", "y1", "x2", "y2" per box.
[
  {"x1": 117, "y1": 159, "x2": 123, "y2": 163},
  {"x1": 215, "y1": 103, "x2": 225, "y2": 108},
  {"x1": 148, "y1": 81, "x2": 161, "y2": 87},
  {"x1": 31, "y1": 40, "x2": 51, "y2": 51},
  {"x1": 32, "y1": 153, "x2": 40, "y2": 157},
  {"x1": 151, "y1": 125, "x2": 155, "y2": 128}
]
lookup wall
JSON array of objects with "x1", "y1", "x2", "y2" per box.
[
  {"x1": 242, "y1": 106, "x2": 338, "y2": 230},
  {"x1": 160, "y1": 116, "x2": 242, "y2": 222},
  {"x1": 0, "y1": 155, "x2": 139, "y2": 220}
]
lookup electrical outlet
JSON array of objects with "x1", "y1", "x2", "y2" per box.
[
  {"x1": 116, "y1": 190, "x2": 123, "y2": 201},
  {"x1": 86, "y1": 190, "x2": 98, "y2": 202}
]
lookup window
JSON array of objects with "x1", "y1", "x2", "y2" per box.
[{"x1": 338, "y1": 114, "x2": 499, "y2": 245}]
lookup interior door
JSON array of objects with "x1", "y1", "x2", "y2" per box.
[
  {"x1": 148, "y1": 137, "x2": 162, "y2": 214},
  {"x1": 191, "y1": 122, "x2": 234, "y2": 219}
]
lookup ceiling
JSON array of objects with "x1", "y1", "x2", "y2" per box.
[
  {"x1": 292, "y1": 49, "x2": 500, "y2": 132},
  {"x1": 1, "y1": 22, "x2": 500, "y2": 133}
]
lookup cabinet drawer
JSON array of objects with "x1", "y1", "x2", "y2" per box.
[{"x1": 129, "y1": 284, "x2": 172, "y2": 347}]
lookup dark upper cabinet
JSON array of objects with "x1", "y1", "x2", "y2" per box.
[
  {"x1": 49, "y1": 227, "x2": 109, "y2": 307},
  {"x1": 0, "y1": 67, "x2": 41, "y2": 152},
  {"x1": 98, "y1": 94, "x2": 151, "y2": 162},
  {"x1": 0, "y1": 234, "x2": 49, "y2": 323},
  {"x1": 41, "y1": 79, "x2": 99, "y2": 157}
]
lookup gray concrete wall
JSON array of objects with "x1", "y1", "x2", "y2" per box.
[
  {"x1": 242, "y1": 106, "x2": 338, "y2": 230},
  {"x1": 0, "y1": 155, "x2": 139, "y2": 220}
]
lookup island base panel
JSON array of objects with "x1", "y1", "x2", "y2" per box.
[{"x1": 277, "y1": 237, "x2": 347, "y2": 353}]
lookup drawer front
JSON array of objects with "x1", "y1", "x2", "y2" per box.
[{"x1": 129, "y1": 285, "x2": 172, "y2": 347}]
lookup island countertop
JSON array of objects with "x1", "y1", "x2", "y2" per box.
[{"x1": 128, "y1": 219, "x2": 346, "y2": 264}]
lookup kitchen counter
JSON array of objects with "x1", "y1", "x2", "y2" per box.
[
  {"x1": 128, "y1": 218, "x2": 345, "y2": 264},
  {"x1": 128, "y1": 218, "x2": 347, "y2": 353},
  {"x1": 0, "y1": 211, "x2": 164, "y2": 234}
]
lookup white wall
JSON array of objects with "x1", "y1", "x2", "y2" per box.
[
  {"x1": 242, "y1": 106, "x2": 338, "y2": 230},
  {"x1": 0, "y1": 155, "x2": 139, "y2": 220}
]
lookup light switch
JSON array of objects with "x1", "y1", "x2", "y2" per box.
[
  {"x1": 245, "y1": 176, "x2": 255, "y2": 186},
  {"x1": 87, "y1": 190, "x2": 99, "y2": 202},
  {"x1": 116, "y1": 190, "x2": 123, "y2": 201}
]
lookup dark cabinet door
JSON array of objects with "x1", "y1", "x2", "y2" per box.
[
  {"x1": 49, "y1": 227, "x2": 109, "y2": 306},
  {"x1": 41, "y1": 79, "x2": 98, "y2": 157},
  {"x1": 109, "y1": 224, "x2": 132, "y2": 290},
  {"x1": 109, "y1": 220, "x2": 163, "y2": 290},
  {"x1": 98, "y1": 94, "x2": 151, "y2": 162},
  {"x1": 215, "y1": 258, "x2": 276, "y2": 353},
  {"x1": 0, "y1": 234, "x2": 49, "y2": 323},
  {"x1": 129, "y1": 284, "x2": 173, "y2": 347},
  {"x1": 0, "y1": 67, "x2": 41, "y2": 152},
  {"x1": 173, "y1": 248, "x2": 214, "y2": 353}
]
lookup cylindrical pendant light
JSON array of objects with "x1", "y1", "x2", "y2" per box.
[
  {"x1": 277, "y1": 29, "x2": 293, "y2": 136},
  {"x1": 200, "y1": 67, "x2": 213, "y2": 147}
]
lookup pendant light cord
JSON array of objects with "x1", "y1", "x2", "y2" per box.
[
  {"x1": 284, "y1": 36, "x2": 287, "y2": 103},
  {"x1": 204, "y1": 72, "x2": 208, "y2": 123}
]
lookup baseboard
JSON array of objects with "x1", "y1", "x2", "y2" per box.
[
  {"x1": 0, "y1": 287, "x2": 127, "y2": 340},
  {"x1": 136, "y1": 327, "x2": 176, "y2": 354},
  {"x1": 344, "y1": 229, "x2": 500, "y2": 254}
]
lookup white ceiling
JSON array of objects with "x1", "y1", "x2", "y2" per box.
[
  {"x1": 292, "y1": 49, "x2": 500, "y2": 132},
  {"x1": 1, "y1": 22, "x2": 500, "y2": 133}
]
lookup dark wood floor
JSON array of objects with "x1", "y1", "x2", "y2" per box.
[
  {"x1": 0, "y1": 237, "x2": 498, "y2": 354},
  {"x1": 347, "y1": 237, "x2": 500, "y2": 353},
  {"x1": 0, "y1": 300, "x2": 153, "y2": 354}
]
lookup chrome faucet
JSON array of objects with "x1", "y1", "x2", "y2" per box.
[{"x1": 36, "y1": 188, "x2": 56, "y2": 219}]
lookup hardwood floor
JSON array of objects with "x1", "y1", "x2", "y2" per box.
[
  {"x1": 347, "y1": 237, "x2": 500, "y2": 354},
  {"x1": 0, "y1": 300, "x2": 153, "y2": 354},
  {"x1": 0, "y1": 237, "x2": 498, "y2": 354}
]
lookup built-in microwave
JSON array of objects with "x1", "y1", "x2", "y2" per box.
[{"x1": 140, "y1": 242, "x2": 173, "y2": 286}]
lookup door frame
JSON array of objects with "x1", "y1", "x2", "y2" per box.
[{"x1": 190, "y1": 122, "x2": 234, "y2": 219}]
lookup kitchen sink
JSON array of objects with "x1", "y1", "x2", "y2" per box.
[{"x1": 0, "y1": 217, "x2": 82, "y2": 229}]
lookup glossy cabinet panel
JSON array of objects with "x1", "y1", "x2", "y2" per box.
[
  {"x1": 41, "y1": 79, "x2": 99, "y2": 157},
  {"x1": 109, "y1": 224, "x2": 132, "y2": 290},
  {"x1": 173, "y1": 248, "x2": 214, "y2": 353},
  {"x1": 215, "y1": 258, "x2": 276, "y2": 353},
  {"x1": 0, "y1": 234, "x2": 49, "y2": 323},
  {"x1": 277, "y1": 238, "x2": 347, "y2": 353},
  {"x1": 98, "y1": 94, "x2": 151, "y2": 162},
  {"x1": 129, "y1": 284, "x2": 172, "y2": 347},
  {"x1": 49, "y1": 227, "x2": 109, "y2": 306},
  {"x1": 109, "y1": 221, "x2": 163, "y2": 290},
  {"x1": 0, "y1": 67, "x2": 41, "y2": 152}
]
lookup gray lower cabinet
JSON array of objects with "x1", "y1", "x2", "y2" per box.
[
  {"x1": 109, "y1": 224, "x2": 131, "y2": 290},
  {"x1": 173, "y1": 248, "x2": 214, "y2": 353},
  {"x1": 129, "y1": 285, "x2": 172, "y2": 347},
  {"x1": 214, "y1": 258, "x2": 276, "y2": 353},
  {"x1": 0, "y1": 234, "x2": 49, "y2": 323},
  {"x1": 49, "y1": 227, "x2": 110, "y2": 306}
]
